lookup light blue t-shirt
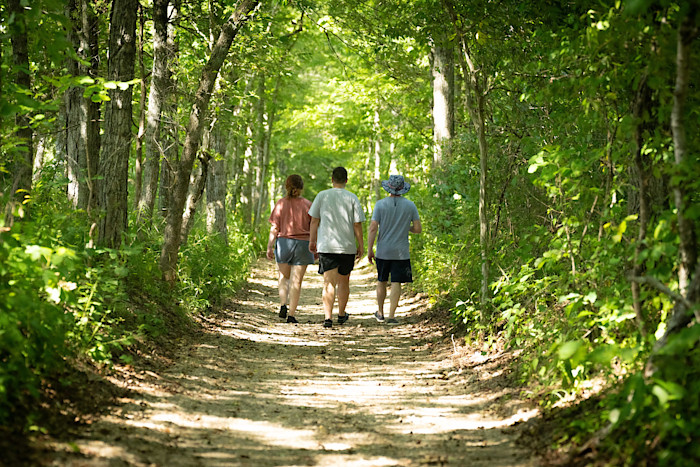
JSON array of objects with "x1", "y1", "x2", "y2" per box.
[
  {"x1": 372, "y1": 196, "x2": 420, "y2": 260},
  {"x1": 309, "y1": 188, "x2": 366, "y2": 254}
]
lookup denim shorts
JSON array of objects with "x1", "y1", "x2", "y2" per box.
[
  {"x1": 376, "y1": 258, "x2": 413, "y2": 283},
  {"x1": 275, "y1": 237, "x2": 315, "y2": 265}
]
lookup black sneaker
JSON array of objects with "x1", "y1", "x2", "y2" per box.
[
  {"x1": 323, "y1": 319, "x2": 333, "y2": 328},
  {"x1": 279, "y1": 305, "x2": 288, "y2": 319},
  {"x1": 338, "y1": 313, "x2": 349, "y2": 325},
  {"x1": 287, "y1": 315, "x2": 298, "y2": 324}
]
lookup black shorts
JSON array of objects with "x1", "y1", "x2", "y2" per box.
[
  {"x1": 318, "y1": 253, "x2": 356, "y2": 276},
  {"x1": 376, "y1": 258, "x2": 413, "y2": 283}
]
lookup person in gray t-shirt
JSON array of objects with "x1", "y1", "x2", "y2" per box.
[
  {"x1": 309, "y1": 167, "x2": 366, "y2": 328},
  {"x1": 367, "y1": 175, "x2": 422, "y2": 325}
]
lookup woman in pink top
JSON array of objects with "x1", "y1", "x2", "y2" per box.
[{"x1": 267, "y1": 175, "x2": 315, "y2": 323}]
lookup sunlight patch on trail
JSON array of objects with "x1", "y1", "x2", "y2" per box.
[{"x1": 128, "y1": 412, "x2": 321, "y2": 450}]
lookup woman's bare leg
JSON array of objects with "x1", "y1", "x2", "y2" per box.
[{"x1": 287, "y1": 264, "x2": 308, "y2": 316}]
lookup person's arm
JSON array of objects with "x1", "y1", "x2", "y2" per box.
[
  {"x1": 267, "y1": 224, "x2": 279, "y2": 260},
  {"x1": 309, "y1": 217, "x2": 320, "y2": 254},
  {"x1": 410, "y1": 218, "x2": 422, "y2": 234},
  {"x1": 367, "y1": 220, "x2": 379, "y2": 264},
  {"x1": 354, "y1": 221, "x2": 365, "y2": 261}
]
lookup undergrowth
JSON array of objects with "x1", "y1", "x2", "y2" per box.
[{"x1": 0, "y1": 181, "x2": 255, "y2": 434}]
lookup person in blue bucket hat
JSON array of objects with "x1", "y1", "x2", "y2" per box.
[{"x1": 367, "y1": 174, "x2": 422, "y2": 325}]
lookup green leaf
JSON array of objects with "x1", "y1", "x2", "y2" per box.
[{"x1": 558, "y1": 340, "x2": 583, "y2": 360}]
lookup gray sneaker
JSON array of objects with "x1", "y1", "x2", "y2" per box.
[
  {"x1": 374, "y1": 312, "x2": 385, "y2": 322},
  {"x1": 386, "y1": 318, "x2": 399, "y2": 325}
]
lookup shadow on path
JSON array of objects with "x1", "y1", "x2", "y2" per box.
[{"x1": 39, "y1": 259, "x2": 538, "y2": 466}]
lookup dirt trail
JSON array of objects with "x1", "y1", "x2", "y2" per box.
[{"x1": 40, "y1": 259, "x2": 538, "y2": 466}]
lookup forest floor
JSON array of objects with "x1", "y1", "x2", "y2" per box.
[{"x1": 30, "y1": 258, "x2": 542, "y2": 466}]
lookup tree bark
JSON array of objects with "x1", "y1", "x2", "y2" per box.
[
  {"x1": 159, "y1": 0, "x2": 180, "y2": 221},
  {"x1": 84, "y1": 0, "x2": 101, "y2": 215},
  {"x1": 159, "y1": 0, "x2": 260, "y2": 282},
  {"x1": 431, "y1": 36, "x2": 454, "y2": 167},
  {"x1": 180, "y1": 153, "x2": 211, "y2": 245},
  {"x1": 253, "y1": 73, "x2": 266, "y2": 226},
  {"x1": 373, "y1": 106, "x2": 382, "y2": 204},
  {"x1": 206, "y1": 121, "x2": 228, "y2": 243},
  {"x1": 649, "y1": 5, "x2": 699, "y2": 363},
  {"x1": 4, "y1": 0, "x2": 34, "y2": 226},
  {"x1": 442, "y1": 0, "x2": 491, "y2": 314},
  {"x1": 133, "y1": 4, "x2": 147, "y2": 211},
  {"x1": 229, "y1": 75, "x2": 253, "y2": 216},
  {"x1": 65, "y1": 0, "x2": 90, "y2": 210},
  {"x1": 96, "y1": 0, "x2": 139, "y2": 248},
  {"x1": 137, "y1": 0, "x2": 173, "y2": 231},
  {"x1": 670, "y1": 7, "x2": 698, "y2": 297},
  {"x1": 630, "y1": 74, "x2": 653, "y2": 337}
]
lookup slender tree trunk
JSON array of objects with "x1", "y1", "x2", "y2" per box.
[
  {"x1": 241, "y1": 122, "x2": 255, "y2": 224},
  {"x1": 180, "y1": 153, "x2": 211, "y2": 245},
  {"x1": 649, "y1": 6, "x2": 699, "y2": 360},
  {"x1": 443, "y1": 0, "x2": 490, "y2": 313},
  {"x1": 373, "y1": 106, "x2": 382, "y2": 204},
  {"x1": 159, "y1": 0, "x2": 180, "y2": 221},
  {"x1": 256, "y1": 97, "x2": 276, "y2": 225},
  {"x1": 159, "y1": 0, "x2": 260, "y2": 282},
  {"x1": 670, "y1": 9, "x2": 698, "y2": 297},
  {"x1": 230, "y1": 135, "x2": 246, "y2": 215},
  {"x1": 133, "y1": 4, "x2": 147, "y2": 210},
  {"x1": 253, "y1": 74, "x2": 265, "y2": 226},
  {"x1": 137, "y1": 0, "x2": 172, "y2": 230},
  {"x1": 65, "y1": 0, "x2": 90, "y2": 210},
  {"x1": 4, "y1": 0, "x2": 33, "y2": 226},
  {"x1": 229, "y1": 75, "x2": 253, "y2": 215},
  {"x1": 431, "y1": 36, "x2": 454, "y2": 167},
  {"x1": 84, "y1": 0, "x2": 101, "y2": 214},
  {"x1": 96, "y1": 0, "x2": 138, "y2": 248},
  {"x1": 631, "y1": 74, "x2": 652, "y2": 337},
  {"x1": 206, "y1": 121, "x2": 228, "y2": 242}
]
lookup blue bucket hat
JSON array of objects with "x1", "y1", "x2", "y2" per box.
[{"x1": 381, "y1": 174, "x2": 410, "y2": 195}]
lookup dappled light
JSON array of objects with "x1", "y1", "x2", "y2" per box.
[
  {"x1": 4, "y1": 1, "x2": 699, "y2": 465},
  {"x1": 43, "y1": 260, "x2": 536, "y2": 465}
]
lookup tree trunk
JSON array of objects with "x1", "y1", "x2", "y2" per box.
[
  {"x1": 630, "y1": 74, "x2": 652, "y2": 337},
  {"x1": 159, "y1": 0, "x2": 180, "y2": 221},
  {"x1": 84, "y1": 0, "x2": 101, "y2": 214},
  {"x1": 180, "y1": 153, "x2": 211, "y2": 245},
  {"x1": 96, "y1": 0, "x2": 138, "y2": 249},
  {"x1": 431, "y1": 36, "x2": 454, "y2": 167},
  {"x1": 137, "y1": 0, "x2": 173, "y2": 231},
  {"x1": 4, "y1": 0, "x2": 34, "y2": 226},
  {"x1": 229, "y1": 75, "x2": 253, "y2": 216},
  {"x1": 159, "y1": 0, "x2": 260, "y2": 283},
  {"x1": 649, "y1": 6, "x2": 699, "y2": 361},
  {"x1": 373, "y1": 106, "x2": 382, "y2": 204},
  {"x1": 133, "y1": 4, "x2": 147, "y2": 211},
  {"x1": 670, "y1": 8, "x2": 698, "y2": 297},
  {"x1": 65, "y1": 0, "x2": 90, "y2": 210},
  {"x1": 206, "y1": 121, "x2": 228, "y2": 243},
  {"x1": 253, "y1": 74, "x2": 265, "y2": 226},
  {"x1": 442, "y1": 0, "x2": 491, "y2": 314}
]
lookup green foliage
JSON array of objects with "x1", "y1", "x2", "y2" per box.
[
  {"x1": 561, "y1": 325, "x2": 700, "y2": 465},
  {"x1": 0, "y1": 230, "x2": 75, "y2": 423},
  {"x1": 178, "y1": 223, "x2": 255, "y2": 310}
]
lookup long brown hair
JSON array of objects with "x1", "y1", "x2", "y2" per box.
[{"x1": 285, "y1": 174, "x2": 304, "y2": 198}]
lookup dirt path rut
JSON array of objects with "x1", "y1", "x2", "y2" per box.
[{"x1": 42, "y1": 259, "x2": 538, "y2": 466}]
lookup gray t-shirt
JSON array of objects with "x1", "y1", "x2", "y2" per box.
[
  {"x1": 372, "y1": 196, "x2": 420, "y2": 260},
  {"x1": 309, "y1": 188, "x2": 366, "y2": 254}
]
